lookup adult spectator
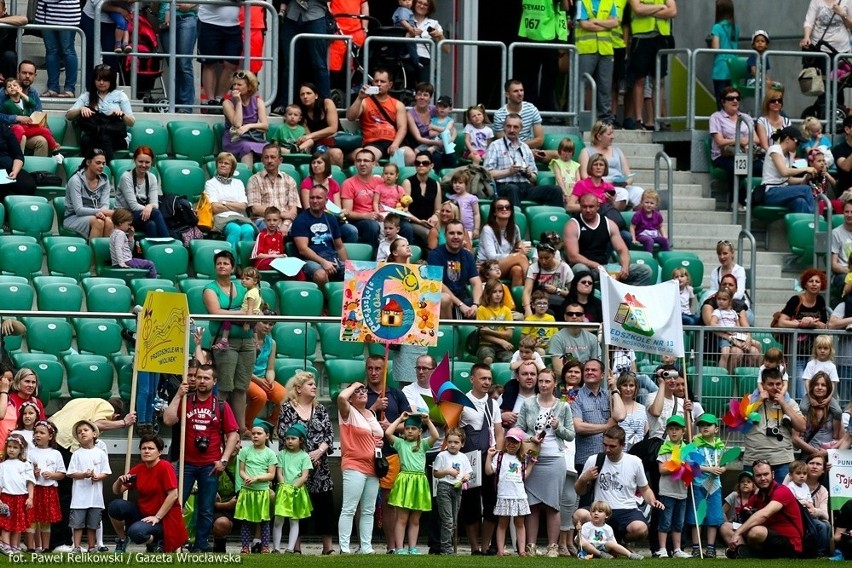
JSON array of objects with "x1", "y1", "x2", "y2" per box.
[
  {"x1": 518, "y1": 367, "x2": 575, "y2": 558},
  {"x1": 834, "y1": 115, "x2": 852, "y2": 194},
  {"x1": 341, "y1": 150, "x2": 384, "y2": 249},
  {"x1": 578, "y1": 120, "x2": 644, "y2": 208},
  {"x1": 645, "y1": 365, "x2": 690, "y2": 441},
  {"x1": 411, "y1": 0, "x2": 445, "y2": 84},
  {"x1": 345, "y1": 69, "x2": 414, "y2": 164},
  {"x1": 710, "y1": 87, "x2": 760, "y2": 210},
  {"x1": 570, "y1": 360, "x2": 625, "y2": 478},
  {"x1": 700, "y1": 273, "x2": 749, "y2": 325},
  {"x1": 558, "y1": 360, "x2": 583, "y2": 557},
  {"x1": 476, "y1": 196, "x2": 530, "y2": 287},
  {"x1": 163, "y1": 365, "x2": 240, "y2": 553},
  {"x1": 617, "y1": 371, "x2": 648, "y2": 450},
  {"x1": 755, "y1": 86, "x2": 792, "y2": 151},
  {"x1": 405, "y1": 84, "x2": 440, "y2": 156},
  {"x1": 576, "y1": 0, "x2": 617, "y2": 124},
  {"x1": 204, "y1": 152, "x2": 256, "y2": 249},
  {"x1": 785, "y1": 454, "x2": 831, "y2": 556},
  {"x1": 801, "y1": 0, "x2": 852, "y2": 116},
  {"x1": 742, "y1": 368, "x2": 805, "y2": 482},
  {"x1": 108, "y1": 435, "x2": 188, "y2": 553},
  {"x1": 492, "y1": 79, "x2": 544, "y2": 148},
  {"x1": 35, "y1": 0, "x2": 80, "y2": 100},
  {"x1": 774, "y1": 268, "x2": 829, "y2": 383},
  {"x1": 522, "y1": 240, "x2": 574, "y2": 315},
  {"x1": 402, "y1": 151, "x2": 442, "y2": 245},
  {"x1": 564, "y1": 193, "x2": 653, "y2": 285},
  {"x1": 549, "y1": 302, "x2": 602, "y2": 374},
  {"x1": 292, "y1": 185, "x2": 349, "y2": 289},
  {"x1": 427, "y1": 219, "x2": 482, "y2": 318},
  {"x1": 116, "y1": 146, "x2": 170, "y2": 238},
  {"x1": 459, "y1": 364, "x2": 504, "y2": 555},
  {"x1": 295, "y1": 82, "x2": 344, "y2": 166},
  {"x1": 484, "y1": 113, "x2": 563, "y2": 208},
  {"x1": 156, "y1": 2, "x2": 196, "y2": 113},
  {"x1": 363, "y1": 356, "x2": 413, "y2": 554},
  {"x1": 831, "y1": 199, "x2": 852, "y2": 291},
  {"x1": 63, "y1": 147, "x2": 114, "y2": 239},
  {"x1": 221, "y1": 70, "x2": 269, "y2": 168},
  {"x1": 760, "y1": 126, "x2": 817, "y2": 214},
  {"x1": 792, "y1": 371, "x2": 841, "y2": 459},
  {"x1": 66, "y1": 64, "x2": 135, "y2": 163},
  {"x1": 708, "y1": 240, "x2": 750, "y2": 309},
  {"x1": 0, "y1": 61, "x2": 50, "y2": 155},
  {"x1": 401, "y1": 355, "x2": 437, "y2": 415},
  {"x1": 0, "y1": 366, "x2": 44, "y2": 453},
  {"x1": 274, "y1": 0, "x2": 330, "y2": 113},
  {"x1": 337, "y1": 381, "x2": 383, "y2": 555},
  {"x1": 299, "y1": 152, "x2": 358, "y2": 243},
  {"x1": 277, "y1": 370, "x2": 335, "y2": 555},
  {"x1": 79, "y1": 0, "x2": 119, "y2": 74},
  {"x1": 499, "y1": 360, "x2": 540, "y2": 429},
  {"x1": 563, "y1": 270, "x2": 603, "y2": 323},
  {"x1": 725, "y1": 459, "x2": 803, "y2": 558},
  {"x1": 427, "y1": 200, "x2": 473, "y2": 252},
  {"x1": 202, "y1": 250, "x2": 257, "y2": 432},
  {"x1": 246, "y1": 144, "x2": 300, "y2": 231},
  {"x1": 245, "y1": 310, "x2": 286, "y2": 430},
  {"x1": 574, "y1": 425, "x2": 661, "y2": 549},
  {"x1": 197, "y1": 1, "x2": 241, "y2": 110}
]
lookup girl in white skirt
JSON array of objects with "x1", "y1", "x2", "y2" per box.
[{"x1": 484, "y1": 427, "x2": 536, "y2": 556}]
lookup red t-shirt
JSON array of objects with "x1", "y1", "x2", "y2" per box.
[
  {"x1": 128, "y1": 459, "x2": 188, "y2": 552},
  {"x1": 754, "y1": 481, "x2": 803, "y2": 552},
  {"x1": 342, "y1": 175, "x2": 380, "y2": 214},
  {"x1": 183, "y1": 395, "x2": 239, "y2": 466},
  {"x1": 252, "y1": 228, "x2": 285, "y2": 270}
]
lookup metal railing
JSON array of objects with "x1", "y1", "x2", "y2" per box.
[
  {"x1": 815, "y1": 193, "x2": 833, "y2": 308},
  {"x1": 435, "y1": 39, "x2": 507, "y2": 115},
  {"x1": 733, "y1": 115, "x2": 755, "y2": 225},
  {"x1": 829, "y1": 52, "x2": 852, "y2": 139},
  {"x1": 688, "y1": 48, "x2": 759, "y2": 129},
  {"x1": 761, "y1": 49, "x2": 833, "y2": 131},
  {"x1": 360, "y1": 34, "x2": 436, "y2": 87},
  {"x1": 0, "y1": 22, "x2": 87, "y2": 98},
  {"x1": 508, "y1": 42, "x2": 577, "y2": 122},
  {"x1": 737, "y1": 229, "x2": 757, "y2": 307},
  {"x1": 655, "y1": 47, "x2": 691, "y2": 129},
  {"x1": 654, "y1": 151, "x2": 674, "y2": 247},
  {"x1": 287, "y1": 32, "x2": 353, "y2": 108},
  {"x1": 580, "y1": 72, "x2": 597, "y2": 129}
]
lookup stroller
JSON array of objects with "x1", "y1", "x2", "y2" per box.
[
  {"x1": 799, "y1": 57, "x2": 851, "y2": 125},
  {"x1": 120, "y1": 12, "x2": 168, "y2": 112}
]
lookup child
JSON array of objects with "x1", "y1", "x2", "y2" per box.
[
  {"x1": 656, "y1": 415, "x2": 691, "y2": 558},
  {"x1": 549, "y1": 137, "x2": 581, "y2": 198},
  {"x1": 110, "y1": 208, "x2": 158, "y2": 278},
  {"x1": 711, "y1": 289, "x2": 760, "y2": 372},
  {"x1": 522, "y1": 290, "x2": 556, "y2": 353},
  {"x1": 269, "y1": 105, "x2": 306, "y2": 153},
  {"x1": 579, "y1": 501, "x2": 642, "y2": 560},
  {"x1": 386, "y1": 412, "x2": 439, "y2": 555},
  {"x1": 801, "y1": 117, "x2": 833, "y2": 163},
  {"x1": 12, "y1": 400, "x2": 38, "y2": 449},
  {"x1": 430, "y1": 96, "x2": 457, "y2": 158},
  {"x1": 66, "y1": 420, "x2": 111, "y2": 553},
  {"x1": 252, "y1": 206, "x2": 287, "y2": 271},
  {"x1": 478, "y1": 260, "x2": 517, "y2": 313},
  {"x1": 723, "y1": 471, "x2": 757, "y2": 525},
  {"x1": 106, "y1": 2, "x2": 132, "y2": 52},
  {"x1": 433, "y1": 427, "x2": 472, "y2": 555},
  {"x1": 448, "y1": 170, "x2": 480, "y2": 239},
  {"x1": 757, "y1": 347, "x2": 790, "y2": 400},
  {"x1": 510, "y1": 336, "x2": 547, "y2": 374},
  {"x1": 235, "y1": 420, "x2": 277, "y2": 554},
  {"x1": 630, "y1": 189, "x2": 670, "y2": 253},
  {"x1": 476, "y1": 278, "x2": 515, "y2": 365},
  {"x1": 272, "y1": 423, "x2": 313, "y2": 553},
  {"x1": 392, "y1": 0, "x2": 421, "y2": 69},
  {"x1": 688, "y1": 413, "x2": 726, "y2": 559},
  {"x1": 485, "y1": 427, "x2": 534, "y2": 557},
  {"x1": 214, "y1": 267, "x2": 262, "y2": 351},
  {"x1": 747, "y1": 30, "x2": 771, "y2": 87},
  {"x1": 489, "y1": 383, "x2": 504, "y2": 400},
  {"x1": 0, "y1": 434, "x2": 34, "y2": 554},
  {"x1": 27, "y1": 421, "x2": 65, "y2": 553},
  {"x1": 709, "y1": 0, "x2": 739, "y2": 104},
  {"x1": 377, "y1": 214, "x2": 406, "y2": 263},
  {"x1": 784, "y1": 460, "x2": 813, "y2": 506},
  {"x1": 1, "y1": 79, "x2": 64, "y2": 162},
  {"x1": 802, "y1": 335, "x2": 840, "y2": 399},
  {"x1": 807, "y1": 148, "x2": 840, "y2": 215},
  {"x1": 463, "y1": 104, "x2": 492, "y2": 165},
  {"x1": 373, "y1": 164, "x2": 406, "y2": 214},
  {"x1": 673, "y1": 267, "x2": 700, "y2": 325}
]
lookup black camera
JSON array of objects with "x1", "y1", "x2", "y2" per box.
[
  {"x1": 765, "y1": 427, "x2": 783, "y2": 441},
  {"x1": 426, "y1": 26, "x2": 434, "y2": 32},
  {"x1": 736, "y1": 508, "x2": 754, "y2": 523},
  {"x1": 195, "y1": 436, "x2": 210, "y2": 452}
]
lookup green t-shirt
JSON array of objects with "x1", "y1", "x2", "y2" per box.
[
  {"x1": 277, "y1": 449, "x2": 312, "y2": 484},
  {"x1": 270, "y1": 124, "x2": 307, "y2": 145},
  {"x1": 204, "y1": 281, "x2": 253, "y2": 339},
  {"x1": 237, "y1": 445, "x2": 277, "y2": 490},
  {"x1": 393, "y1": 437, "x2": 427, "y2": 473}
]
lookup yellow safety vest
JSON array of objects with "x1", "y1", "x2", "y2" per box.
[
  {"x1": 631, "y1": 0, "x2": 671, "y2": 36},
  {"x1": 518, "y1": 0, "x2": 558, "y2": 41},
  {"x1": 612, "y1": 0, "x2": 628, "y2": 49},
  {"x1": 576, "y1": 0, "x2": 616, "y2": 56}
]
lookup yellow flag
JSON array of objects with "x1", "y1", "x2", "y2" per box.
[{"x1": 135, "y1": 291, "x2": 190, "y2": 374}]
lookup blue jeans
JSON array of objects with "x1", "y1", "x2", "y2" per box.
[
  {"x1": 107, "y1": 499, "x2": 163, "y2": 545},
  {"x1": 277, "y1": 17, "x2": 330, "y2": 107},
  {"x1": 133, "y1": 208, "x2": 170, "y2": 238},
  {"x1": 763, "y1": 185, "x2": 816, "y2": 213},
  {"x1": 658, "y1": 495, "x2": 686, "y2": 532},
  {"x1": 340, "y1": 223, "x2": 358, "y2": 243},
  {"x1": 42, "y1": 29, "x2": 78, "y2": 94},
  {"x1": 80, "y1": 14, "x2": 119, "y2": 75},
  {"x1": 159, "y1": 14, "x2": 197, "y2": 111},
  {"x1": 178, "y1": 462, "x2": 218, "y2": 551},
  {"x1": 352, "y1": 218, "x2": 380, "y2": 249},
  {"x1": 135, "y1": 372, "x2": 159, "y2": 423}
]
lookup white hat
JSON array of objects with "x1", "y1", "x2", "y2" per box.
[{"x1": 752, "y1": 29, "x2": 769, "y2": 43}]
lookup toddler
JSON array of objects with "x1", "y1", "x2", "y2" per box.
[
  {"x1": 711, "y1": 289, "x2": 760, "y2": 372},
  {"x1": 269, "y1": 105, "x2": 306, "y2": 153},
  {"x1": 656, "y1": 415, "x2": 691, "y2": 558},
  {"x1": 673, "y1": 267, "x2": 699, "y2": 325},
  {"x1": 463, "y1": 104, "x2": 492, "y2": 165},
  {"x1": 579, "y1": 501, "x2": 642, "y2": 559},
  {"x1": 433, "y1": 428, "x2": 472, "y2": 555},
  {"x1": 630, "y1": 189, "x2": 670, "y2": 253},
  {"x1": 510, "y1": 336, "x2": 546, "y2": 373},
  {"x1": 213, "y1": 267, "x2": 262, "y2": 350},
  {"x1": 485, "y1": 428, "x2": 535, "y2": 556},
  {"x1": 521, "y1": 290, "x2": 556, "y2": 354},
  {"x1": 747, "y1": 30, "x2": 771, "y2": 87},
  {"x1": 757, "y1": 347, "x2": 790, "y2": 400},
  {"x1": 448, "y1": 170, "x2": 480, "y2": 239},
  {"x1": 0, "y1": 434, "x2": 35, "y2": 554},
  {"x1": 801, "y1": 117, "x2": 833, "y2": 163},
  {"x1": 430, "y1": 96, "x2": 456, "y2": 157},
  {"x1": 549, "y1": 137, "x2": 580, "y2": 197},
  {"x1": 392, "y1": 0, "x2": 421, "y2": 68},
  {"x1": 1, "y1": 79, "x2": 63, "y2": 161},
  {"x1": 784, "y1": 460, "x2": 813, "y2": 507},
  {"x1": 377, "y1": 214, "x2": 407, "y2": 262},
  {"x1": 373, "y1": 164, "x2": 406, "y2": 214},
  {"x1": 110, "y1": 208, "x2": 158, "y2": 278},
  {"x1": 107, "y1": 2, "x2": 132, "y2": 53}
]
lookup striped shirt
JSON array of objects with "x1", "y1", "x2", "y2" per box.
[
  {"x1": 570, "y1": 384, "x2": 612, "y2": 466},
  {"x1": 492, "y1": 101, "x2": 542, "y2": 143},
  {"x1": 36, "y1": 0, "x2": 81, "y2": 25}
]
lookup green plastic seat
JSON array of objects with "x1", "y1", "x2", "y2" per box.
[
  {"x1": 529, "y1": 211, "x2": 570, "y2": 242},
  {"x1": 726, "y1": 57, "x2": 756, "y2": 98},
  {"x1": 166, "y1": 120, "x2": 210, "y2": 138},
  {"x1": 9, "y1": 200, "x2": 54, "y2": 238},
  {"x1": 324, "y1": 358, "x2": 365, "y2": 399},
  {"x1": 26, "y1": 318, "x2": 74, "y2": 358},
  {"x1": 145, "y1": 244, "x2": 190, "y2": 282},
  {"x1": 752, "y1": 331, "x2": 783, "y2": 354},
  {"x1": 81, "y1": 277, "x2": 127, "y2": 294},
  {"x1": 426, "y1": 327, "x2": 460, "y2": 361},
  {"x1": 543, "y1": 133, "x2": 584, "y2": 155},
  {"x1": 85, "y1": 282, "x2": 132, "y2": 313},
  {"x1": 190, "y1": 240, "x2": 235, "y2": 278},
  {"x1": 33, "y1": 275, "x2": 77, "y2": 294},
  {"x1": 410, "y1": 245, "x2": 422, "y2": 262},
  {"x1": 89, "y1": 237, "x2": 149, "y2": 281},
  {"x1": 12, "y1": 352, "x2": 58, "y2": 369},
  {"x1": 118, "y1": 358, "x2": 133, "y2": 401},
  {"x1": 185, "y1": 286, "x2": 208, "y2": 316},
  {"x1": 319, "y1": 322, "x2": 365, "y2": 360},
  {"x1": 274, "y1": 360, "x2": 319, "y2": 388},
  {"x1": 65, "y1": 354, "x2": 114, "y2": 398},
  {"x1": 0, "y1": 241, "x2": 43, "y2": 279},
  {"x1": 326, "y1": 287, "x2": 344, "y2": 317},
  {"x1": 157, "y1": 159, "x2": 201, "y2": 174},
  {"x1": 0, "y1": 281, "x2": 34, "y2": 311},
  {"x1": 734, "y1": 366, "x2": 759, "y2": 397},
  {"x1": 170, "y1": 124, "x2": 215, "y2": 165},
  {"x1": 629, "y1": 251, "x2": 661, "y2": 283},
  {"x1": 659, "y1": 253, "x2": 703, "y2": 294},
  {"x1": 51, "y1": 198, "x2": 76, "y2": 236},
  {"x1": 23, "y1": 157, "x2": 64, "y2": 200},
  {"x1": 46, "y1": 242, "x2": 92, "y2": 280},
  {"x1": 74, "y1": 319, "x2": 124, "y2": 361},
  {"x1": 132, "y1": 283, "x2": 179, "y2": 306},
  {"x1": 344, "y1": 243, "x2": 374, "y2": 261},
  {"x1": 786, "y1": 217, "x2": 827, "y2": 259},
  {"x1": 47, "y1": 114, "x2": 76, "y2": 156},
  {"x1": 279, "y1": 287, "x2": 324, "y2": 317},
  {"x1": 37, "y1": 281, "x2": 83, "y2": 312},
  {"x1": 492, "y1": 362, "x2": 514, "y2": 386},
  {"x1": 272, "y1": 323, "x2": 318, "y2": 360},
  {"x1": 129, "y1": 120, "x2": 169, "y2": 160},
  {"x1": 698, "y1": 367, "x2": 734, "y2": 418},
  {"x1": 30, "y1": 359, "x2": 64, "y2": 399},
  {"x1": 452, "y1": 362, "x2": 474, "y2": 391},
  {"x1": 160, "y1": 163, "x2": 206, "y2": 200},
  {"x1": 206, "y1": 160, "x2": 252, "y2": 181},
  {"x1": 178, "y1": 278, "x2": 212, "y2": 293},
  {"x1": 4, "y1": 195, "x2": 47, "y2": 207}
]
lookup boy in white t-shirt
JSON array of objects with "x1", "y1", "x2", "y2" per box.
[
  {"x1": 432, "y1": 427, "x2": 472, "y2": 555},
  {"x1": 66, "y1": 420, "x2": 111, "y2": 553}
]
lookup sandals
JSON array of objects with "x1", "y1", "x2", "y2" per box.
[
  {"x1": 42, "y1": 90, "x2": 59, "y2": 97},
  {"x1": 57, "y1": 91, "x2": 75, "y2": 98}
]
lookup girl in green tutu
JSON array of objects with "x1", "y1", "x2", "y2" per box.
[
  {"x1": 385, "y1": 412, "x2": 439, "y2": 555},
  {"x1": 272, "y1": 423, "x2": 313, "y2": 553},
  {"x1": 235, "y1": 420, "x2": 277, "y2": 554}
]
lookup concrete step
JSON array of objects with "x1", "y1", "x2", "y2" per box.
[
  {"x1": 608, "y1": 142, "x2": 665, "y2": 157},
  {"x1": 583, "y1": 130, "x2": 654, "y2": 144},
  {"x1": 631, "y1": 171, "x2": 703, "y2": 185},
  {"x1": 629, "y1": 155, "x2": 678, "y2": 170},
  {"x1": 665, "y1": 196, "x2": 717, "y2": 211},
  {"x1": 671, "y1": 223, "x2": 741, "y2": 238}
]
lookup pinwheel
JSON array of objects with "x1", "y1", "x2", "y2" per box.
[
  {"x1": 722, "y1": 394, "x2": 763, "y2": 433},
  {"x1": 660, "y1": 442, "x2": 704, "y2": 487},
  {"x1": 426, "y1": 355, "x2": 476, "y2": 429}
]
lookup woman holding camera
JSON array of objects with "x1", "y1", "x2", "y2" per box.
[{"x1": 107, "y1": 435, "x2": 188, "y2": 553}]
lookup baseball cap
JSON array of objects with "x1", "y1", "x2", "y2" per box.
[
  {"x1": 696, "y1": 413, "x2": 719, "y2": 426},
  {"x1": 505, "y1": 427, "x2": 526, "y2": 442},
  {"x1": 666, "y1": 415, "x2": 686, "y2": 428},
  {"x1": 436, "y1": 95, "x2": 452, "y2": 107},
  {"x1": 752, "y1": 29, "x2": 769, "y2": 43}
]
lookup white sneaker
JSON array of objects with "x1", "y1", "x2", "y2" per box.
[
  {"x1": 53, "y1": 152, "x2": 64, "y2": 164},
  {"x1": 53, "y1": 545, "x2": 74, "y2": 553},
  {"x1": 673, "y1": 549, "x2": 692, "y2": 558},
  {"x1": 656, "y1": 550, "x2": 669, "y2": 558}
]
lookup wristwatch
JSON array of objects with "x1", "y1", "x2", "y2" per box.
[
  {"x1": 219, "y1": 459, "x2": 227, "y2": 466},
  {"x1": 611, "y1": 390, "x2": 620, "y2": 396}
]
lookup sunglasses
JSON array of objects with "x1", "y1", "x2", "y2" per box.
[
  {"x1": 565, "y1": 311, "x2": 585, "y2": 317},
  {"x1": 769, "y1": 98, "x2": 783, "y2": 104},
  {"x1": 717, "y1": 240, "x2": 732, "y2": 246},
  {"x1": 414, "y1": 160, "x2": 431, "y2": 166},
  {"x1": 495, "y1": 204, "x2": 512, "y2": 211},
  {"x1": 232, "y1": 71, "x2": 248, "y2": 79},
  {"x1": 353, "y1": 386, "x2": 367, "y2": 394},
  {"x1": 724, "y1": 95, "x2": 740, "y2": 102},
  {"x1": 578, "y1": 280, "x2": 593, "y2": 285}
]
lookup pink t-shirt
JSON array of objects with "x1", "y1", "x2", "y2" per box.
[
  {"x1": 342, "y1": 175, "x2": 380, "y2": 214},
  {"x1": 572, "y1": 177, "x2": 615, "y2": 203},
  {"x1": 300, "y1": 177, "x2": 341, "y2": 203},
  {"x1": 374, "y1": 183, "x2": 405, "y2": 209},
  {"x1": 339, "y1": 408, "x2": 383, "y2": 476}
]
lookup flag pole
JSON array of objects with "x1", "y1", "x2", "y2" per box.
[{"x1": 379, "y1": 341, "x2": 389, "y2": 422}]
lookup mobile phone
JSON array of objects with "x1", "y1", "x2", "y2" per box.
[{"x1": 364, "y1": 85, "x2": 379, "y2": 95}]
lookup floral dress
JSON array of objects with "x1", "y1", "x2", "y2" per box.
[{"x1": 277, "y1": 401, "x2": 334, "y2": 493}]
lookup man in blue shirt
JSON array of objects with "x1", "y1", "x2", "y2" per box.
[
  {"x1": 291, "y1": 184, "x2": 349, "y2": 288},
  {"x1": 427, "y1": 219, "x2": 482, "y2": 319}
]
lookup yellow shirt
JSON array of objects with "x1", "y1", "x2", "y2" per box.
[
  {"x1": 522, "y1": 313, "x2": 557, "y2": 348},
  {"x1": 477, "y1": 305, "x2": 513, "y2": 345},
  {"x1": 52, "y1": 398, "x2": 116, "y2": 451}
]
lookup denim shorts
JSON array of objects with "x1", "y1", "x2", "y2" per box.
[{"x1": 657, "y1": 495, "x2": 686, "y2": 532}]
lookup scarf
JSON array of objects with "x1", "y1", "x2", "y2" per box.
[
  {"x1": 658, "y1": 439, "x2": 681, "y2": 456},
  {"x1": 215, "y1": 175, "x2": 232, "y2": 184}
]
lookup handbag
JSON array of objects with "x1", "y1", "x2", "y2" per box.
[
  {"x1": 194, "y1": 193, "x2": 214, "y2": 231},
  {"x1": 752, "y1": 184, "x2": 767, "y2": 206},
  {"x1": 799, "y1": 67, "x2": 825, "y2": 97},
  {"x1": 77, "y1": 112, "x2": 127, "y2": 139},
  {"x1": 374, "y1": 447, "x2": 389, "y2": 478}
]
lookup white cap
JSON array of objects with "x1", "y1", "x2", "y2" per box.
[{"x1": 752, "y1": 29, "x2": 769, "y2": 43}]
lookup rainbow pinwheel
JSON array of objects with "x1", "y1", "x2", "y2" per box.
[
  {"x1": 428, "y1": 355, "x2": 476, "y2": 428},
  {"x1": 722, "y1": 394, "x2": 763, "y2": 432},
  {"x1": 661, "y1": 442, "x2": 704, "y2": 486}
]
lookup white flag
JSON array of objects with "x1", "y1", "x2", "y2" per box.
[{"x1": 598, "y1": 267, "x2": 684, "y2": 357}]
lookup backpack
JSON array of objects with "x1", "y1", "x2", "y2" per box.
[
  {"x1": 441, "y1": 164, "x2": 494, "y2": 199},
  {"x1": 160, "y1": 193, "x2": 198, "y2": 230}
]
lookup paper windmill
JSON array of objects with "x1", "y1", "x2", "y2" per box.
[
  {"x1": 661, "y1": 442, "x2": 705, "y2": 486},
  {"x1": 428, "y1": 355, "x2": 476, "y2": 428},
  {"x1": 722, "y1": 394, "x2": 763, "y2": 432}
]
